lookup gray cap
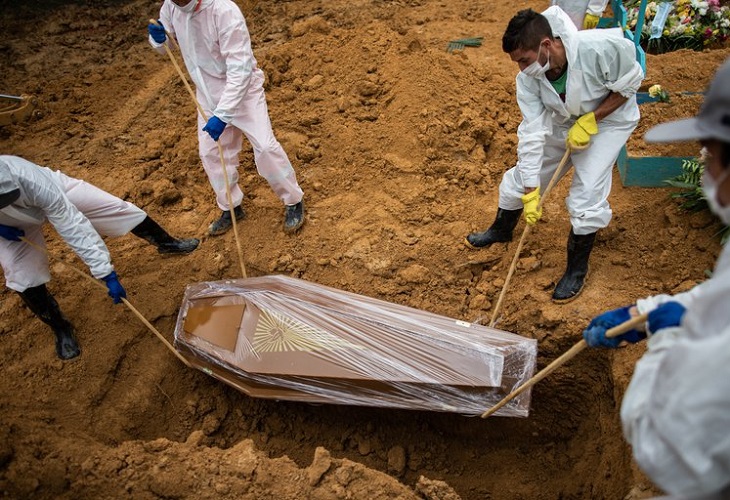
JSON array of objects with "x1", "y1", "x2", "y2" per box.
[{"x1": 645, "y1": 57, "x2": 730, "y2": 143}]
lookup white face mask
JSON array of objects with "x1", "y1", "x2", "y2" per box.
[
  {"x1": 702, "y1": 167, "x2": 730, "y2": 225},
  {"x1": 522, "y1": 44, "x2": 550, "y2": 78},
  {"x1": 172, "y1": 0, "x2": 198, "y2": 13}
]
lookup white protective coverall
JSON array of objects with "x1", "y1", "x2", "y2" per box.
[
  {"x1": 0, "y1": 156, "x2": 146, "y2": 292},
  {"x1": 150, "y1": 0, "x2": 304, "y2": 211},
  {"x1": 551, "y1": 0, "x2": 610, "y2": 29},
  {"x1": 499, "y1": 6, "x2": 643, "y2": 235},
  {"x1": 619, "y1": 242, "x2": 730, "y2": 498}
]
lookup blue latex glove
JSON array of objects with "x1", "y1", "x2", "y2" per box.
[
  {"x1": 102, "y1": 271, "x2": 127, "y2": 304},
  {"x1": 202, "y1": 116, "x2": 227, "y2": 141},
  {"x1": 647, "y1": 302, "x2": 686, "y2": 334},
  {"x1": 148, "y1": 20, "x2": 166, "y2": 44},
  {"x1": 583, "y1": 305, "x2": 646, "y2": 348},
  {"x1": 0, "y1": 224, "x2": 24, "y2": 242}
]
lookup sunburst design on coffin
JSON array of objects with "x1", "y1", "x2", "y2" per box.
[{"x1": 252, "y1": 309, "x2": 362, "y2": 353}]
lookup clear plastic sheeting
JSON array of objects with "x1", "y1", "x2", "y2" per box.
[{"x1": 173, "y1": 275, "x2": 538, "y2": 417}]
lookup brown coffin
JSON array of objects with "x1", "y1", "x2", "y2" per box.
[{"x1": 173, "y1": 275, "x2": 537, "y2": 417}]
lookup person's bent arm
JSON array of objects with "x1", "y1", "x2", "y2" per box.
[
  {"x1": 515, "y1": 73, "x2": 551, "y2": 191},
  {"x1": 592, "y1": 91, "x2": 628, "y2": 122},
  {"x1": 212, "y1": 10, "x2": 255, "y2": 124},
  {"x1": 18, "y1": 162, "x2": 113, "y2": 280}
]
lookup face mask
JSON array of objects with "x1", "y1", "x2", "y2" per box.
[
  {"x1": 522, "y1": 44, "x2": 550, "y2": 78},
  {"x1": 702, "y1": 167, "x2": 730, "y2": 225},
  {"x1": 172, "y1": 0, "x2": 198, "y2": 13}
]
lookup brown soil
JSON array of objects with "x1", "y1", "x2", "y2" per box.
[{"x1": 0, "y1": 1, "x2": 728, "y2": 498}]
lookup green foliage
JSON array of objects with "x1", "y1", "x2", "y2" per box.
[
  {"x1": 645, "y1": 32, "x2": 705, "y2": 53},
  {"x1": 666, "y1": 158, "x2": 707, "y2": 210},
  {"x1": 666, "y1": 158, "x2": 730, "y2": 243},
  {"x1": 446, "y1": 37, "x2": 483, "y2": 53}
]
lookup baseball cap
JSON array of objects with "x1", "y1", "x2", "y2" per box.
[{"x1": 645, "y1": 57, "x2": 730, "y2": 143}]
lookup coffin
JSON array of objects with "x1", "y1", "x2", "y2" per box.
[{"x1": 173, "y1": 275, "x2": 537, "y2": 417}]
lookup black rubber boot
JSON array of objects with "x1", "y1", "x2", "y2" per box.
[
  {"x1": 465, "y1": 208, "x2": 523, "y2": 248},
  {"x1": 131, "y1": 216, "x2": 200, "y2": 254},
  {"x1": 17, "y1": 284, "x2": 80, "y2": 360},
  {"x1": 208, "y1": 206, "x2": 245, "y2": 236},
  {"x1": 552, "y1": 230, "x2": 597, "y2": 303},
  {"x1": 284, "y1": 201, "x2": 305, "y2": 234}
]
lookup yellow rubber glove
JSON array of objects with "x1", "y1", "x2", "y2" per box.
[
  {"x1": 583, "y1": 13, "x2": 600, "y2": 29},
  {"x1": 521, "y1": 187, "x2": 542, "y2": 226},
  {"x1": 566, "y1": 112, "x2": 598, "y2": 150}
]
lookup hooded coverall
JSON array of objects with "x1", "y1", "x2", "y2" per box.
[
  {"x1": 149, "y1": 0, "x2": 304, "y2": 211},
  {"x1": 551, "y1": 0, "x2": 610, "y2": 29},
  {"x1": 0, "y1": 155, "x2": 145, "y2": 292},
  {"x1": 499, "y1": 6, "x2": 643, "y2": 235},
  {"x1": 619, "y1": 242, "x2": 730, "y2": 498}
]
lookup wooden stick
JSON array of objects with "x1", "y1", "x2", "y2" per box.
[
  {"x1": 489, "y1": 225, "x2": 531, "y2": 327},
  {"x1": 150, "y1": 19, "x2": 247, "y2": 279},
  {"x1": 480, "y1": 313, "x2": 648, "y2": 418},
  {"x1": 20, "y1": 237, "x2": 192, "y2": 368},
  {"x1": 489, "y1": 148, "x2": 572, "y2": 327}
]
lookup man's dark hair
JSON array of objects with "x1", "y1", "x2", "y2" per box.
[{"x1": 502, "y1": 9, "x2": 554, "y2": 53}]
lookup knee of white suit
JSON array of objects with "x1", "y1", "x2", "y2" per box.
[
  {"x1": 497, "y1": 170, "x2": 528, "y2": 211},
  {"x1": 4, "y1": 260, "x2": 52, "y2": 293},
  {"x1": 568, "y1": 205, "x2": 612, "y2": 234},
  {"x1": 254, "y1": 146, "x2": 294, "y2": 179}
]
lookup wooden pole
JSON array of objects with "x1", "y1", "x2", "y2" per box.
[
  {"x1": 150, "y1": 19, "x2": 247, "y2": 279},
  {"x1": 480, "y1": 313, "x2": 648, "y2": 418},
  {"x1": 21, "y1": 237, "x2": 192, "y2": 368},
  {"x1": 489, "y1": 148, "x2": 572, "y2": 327}
]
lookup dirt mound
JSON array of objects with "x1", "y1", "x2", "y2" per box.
[
  {"x1": 1, "y1": 1, "x2": 728, "y2": 498},
  {"x1": 1, "y1": 427, "x2": 459, "y2": 499}
]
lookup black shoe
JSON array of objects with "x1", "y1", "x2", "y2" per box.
[
  {"x1": 208, "y1": 206, "x2": 245, "y2": 236},
  {"x1": 54, "y1": 326, "x2": 81, "y2": 360},
  {"x1": 465, "y1": 208, "x2": 522, "y2": 248},
  {"x1": 552, "y1": 230, "x2": 597, "y2": 303},
  {"x1": 284, "y1": 201, "x2": 304, "y2": 234},
  {"x1": 17, "y1": 284, "x2": 81, "y2": 361},
  {"x1": 157, "y1": 238, "x2": 200, "y2": 255},
  {"x1": 131, "y1": 216, "x2": 200, "y2": 255}
]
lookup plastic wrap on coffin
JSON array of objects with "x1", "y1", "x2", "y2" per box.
[{"x1": 174, "y1": 275, "x2": 537, "y2": 417}]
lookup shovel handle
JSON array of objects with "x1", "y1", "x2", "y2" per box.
[
  {"x1": 480, "y1": 313, "x2": 648, "y2": 418},
  {"x1": 19, "y1": 237, "x2": 191, "y2": 367},
  {"x1": 488, "y1": 148, "x2": 572, "y2": 328}
]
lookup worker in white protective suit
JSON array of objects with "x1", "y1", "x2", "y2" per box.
[
  {"x1": 582, "y1": 58, "x2": 730, "y2": 499},
  {"x1": 0, "y1": 155, "x2": 199, "y2": 360},
  {"x1": 465, "y1": 7, "x2": 643, "y2": 302},
  {"x1": 147, "y1": 0, "x2": 305, "y2": 236},
  {"x1": 552, "y1": 0, "x2": 609, "y2": 29}
]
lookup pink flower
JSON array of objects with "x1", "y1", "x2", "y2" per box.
[{"x1": 704, "y1": 27, "x2": 714, "y2": 37}]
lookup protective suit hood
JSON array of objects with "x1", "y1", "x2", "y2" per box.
[
  {"x1": 0, "y1": 161, "x2": 20, "y2": 209},
  {"x1": 542, "y1": 6, "x2": 578, "y2": 46}
]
